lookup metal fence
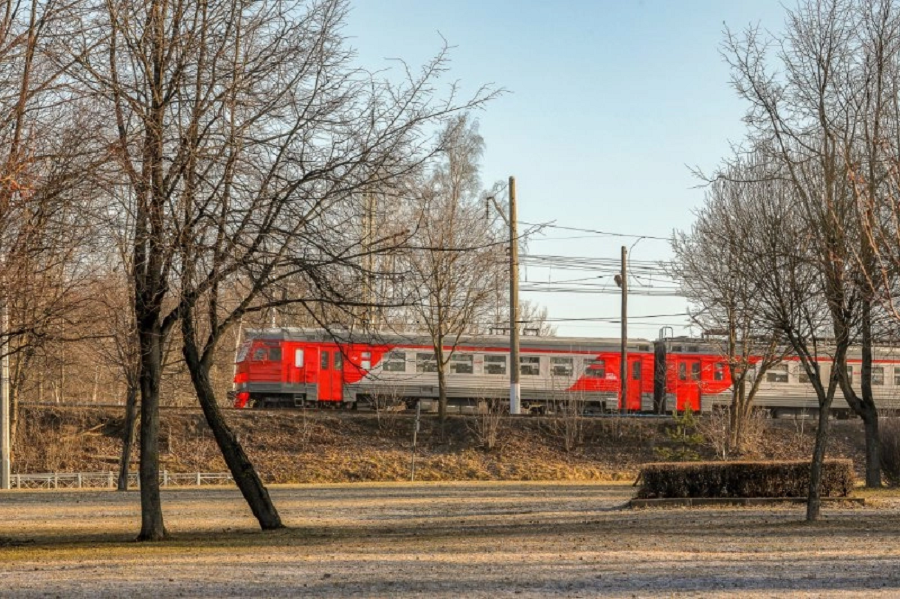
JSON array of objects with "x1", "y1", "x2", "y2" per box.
[{"x1": 10, "y1": 471, "x2": 234, "y2": 490}]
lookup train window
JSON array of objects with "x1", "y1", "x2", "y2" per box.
[
  {"x1": 846, "y1": 365, "x2": 854, "y2": 385},
  {"x1": 320, "y1": 351, "x2": 329, "y2": 370},
  {"x1": 383, "y1": 351, "x2": 407, "y2": 372},
  {"x1": 714, "y1": 363, "x2": 725, "y2": 381},
  {"x1": 632, "y1": 361, "x2": 641, "y2": 380},
  {"x1": 485, "y1": 355, "x2": 507, "y2": 375},
  {"x1": 361, "y1": 351, "x2": 371, "y2": 370},
  {"x1": 520, "y1": 356, "x2": 540, "y2": 376},
  {"x1": 873, "y1": 366, "x2": 885, "y2": 386},
  {"x1": 895, "y1": 367, "x2": 900, "y2": 386},
  {"x1": 766, "y1": 363, "x2": 788, "y2": 383},
  {"x1": 252, "y1": 348, "x2": 267, "y2": 361},
  {"x1": 551, "y1": 357, "x2": 574, "y2": 377},
  {"x1": 672, "y1": 345, "x2": 683, "y2": 352},
  {"x1": 584, "y1": 358, "x2": 606, "y2": 378},
  {"x1": 678, "y1": 362, "x2": 687, "y2": 381},
  {"x1": 294, "y1": 349, "x2": 304, "y2": 368},
  {"x1": 799, "y1": 368, "x2": 810, "y2": 384},
  {"x1": 236, "y1": 342, "x2": 251, "y2": 362},
  {"x1": 450, "y1": 353, "x2": 474, "y2": 374},
  {"x1": 334, "y1": 352, "x2": 343, "y2": 370},
  {"x1": 690, "y1": 362, "x2": 701, "y2": 381},
  {"x1": 688, "y1": 345, "x2": 699, "y2": 353},
  {"x1": 268, "y1": 347, "x2": 282, "y2": 362},
  {"x1": 416, "y1": 352, "x2": 437, "y2": 373}
]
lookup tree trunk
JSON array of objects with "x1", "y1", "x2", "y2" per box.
[
  {"x1": 435, "y1": 340, "x2": 447, "y2": 422},
  {"x1": 833, "y1": 300, "x2": 881, "y2": 487},
  {"x1": 859, "y1": 300, "x2": 881, "y2": 487},
  {"x1": 806, "y1": 402, "x2": 831, "y2": 522},
  {"x1": 182, "y1": 315, "x2": 283, "y2": 530},
  {"x1": 730, "y1": 411, "x2": 742, "y2": 455},
  {"x1": 437, "y1": 367, "x2": 448, "y2": 423},
  {"x1": 137, "y1": 321, "x2": 166, "y2": 540},
  {"x1": 653, "y1": 340, "x2": 666, "y2": 414},
  {"x1": 117, "y1": 382, "x2": 139, "y2": 491},
  {"x1": 728, "y1": 388, "x2": 740, "y2": 454},
  {"x1": 9, "y1": 347, "x2": 33, "y2": 457},
  {"x1": 862, "y1": 406, "x2": 881, "y2": 488}
]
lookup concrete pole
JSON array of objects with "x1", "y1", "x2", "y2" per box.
[
  {"x1": 364, "y1": 191, "x2": 375, "y2": 328},
  {"x1": 620, "y1": 245, "x2": 628, "y2": 412},
  {"x1": 509, "y1": 176, "x2": 521, "y2": 415},
  {"x1": 1, "y1": 290, "x2": 10, "y2": 489}
]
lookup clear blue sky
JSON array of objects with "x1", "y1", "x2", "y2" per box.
[{"x1": 345, "y1": 1, "x2": 789, "y2": 338}]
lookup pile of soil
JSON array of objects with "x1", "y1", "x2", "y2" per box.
[{"x1": 11, "y1": 405, "x2": 868, "y2": 482}]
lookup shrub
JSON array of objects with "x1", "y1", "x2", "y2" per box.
[
  {"x1": 698, "y1": 408, "x2": 768, "y2": 459},
  {"x1": 654, "y1": 406, "x2": 704, "y2": 461},
  {"x1": 466, "y1": 397, "x2": 506, "y2": 452},
  {"x1": 543, "y1": 398, "x2": 583, "y2": 453},
  {"x1": 636, "y1": 459, "x2": 854, "y2": 499}
]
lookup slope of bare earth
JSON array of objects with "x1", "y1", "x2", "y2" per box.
[
  {"x1": 13, "y1": 405, "x2": 866, "y2": 483},
  {"x1": 1, "y1": 482, "x2": 900, "y2": 598}
]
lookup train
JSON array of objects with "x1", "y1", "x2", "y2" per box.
[{"x1": 231, "y1": 328, "x2": 900, "y2": 417}]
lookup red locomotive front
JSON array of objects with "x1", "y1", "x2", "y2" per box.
[{"x1": 233, "y1": 332, "x2": 348, "y2": 408}]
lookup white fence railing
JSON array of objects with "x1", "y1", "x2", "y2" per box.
[{"x1": 10, "y1": 471, "x2": 234, "y2": 490}]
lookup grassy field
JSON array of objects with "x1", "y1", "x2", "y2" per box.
[{"x1": 1, "y1": 482, "x2": 900, "y2": 597}]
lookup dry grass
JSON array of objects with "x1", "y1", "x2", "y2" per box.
[
  {"x1": 1, "y1": 483, "x2": 900, "y2": 597},
  {"x1": 12, "y1": 406, "x2": 871, "y2": 485}
]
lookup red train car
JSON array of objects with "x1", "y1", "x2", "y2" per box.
[
  {"x1": 232, "y1": 328, "x2": 659, "y2": 412},
  {"x1": 663, "y1": 342, "x2": 735, "y2": 412},
  {"x1": 231, "y1": 329, "x2": 900, "y2": 416}
]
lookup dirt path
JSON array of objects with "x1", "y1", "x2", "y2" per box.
[{"x1": 0, "y1": 482, "x2": 899, "y2": 597}]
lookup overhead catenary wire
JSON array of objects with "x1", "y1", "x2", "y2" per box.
[
  {"x1": 520, "y1": 254, "x2": 674, "y2": 274},
  {"x1": 538, "y1": 313, "x2": 689, "y2": 322},
  {"x1": 519, "y1": 221, "x2": 672, "y2": 242}
]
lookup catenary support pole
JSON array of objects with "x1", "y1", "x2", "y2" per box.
[
  {"x1": 620, "y1": 245, "x2": 627, "y2": 412},
  {"x1": 509, "y1": 176, "x2": 521, "y2": 415}
]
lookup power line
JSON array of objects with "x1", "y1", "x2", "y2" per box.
[
  {"x1": 521, "y1": 254, "x2": 674, "y2": 272},
  {"x1": 520, "y1": 286, "x2": 683, "y2": 297},
  {"x1": 541, "y1": 313, "x2": 689, "y2": 322},
  {"x1": 520, "y1": 221, "x2": 672, "y2": 242}
]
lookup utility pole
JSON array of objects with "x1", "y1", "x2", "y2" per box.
[
  {"x1": 485, "y1": 177, "x2": 521, "y2": 415},
  {"x1": 363, "y1": 191, "x2": 375, "y2": 328},
  {"x1": 508, "y1": 177, "x2": 521, "y2": 415},
  {"x1": 619, "y1": 245, "x2": 627, "y2": 412},
  {"x1": 1, "y1": 291, "x2": 9, "y2": 489}
]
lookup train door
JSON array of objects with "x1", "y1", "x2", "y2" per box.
[
  {"x1": 677, "y1": 358, "x2": 702, "y2": 411},
  {"x1": 316, "y1": 347, "x2": 343, "y2": 402},
  {"x1": 626, "y1": 357, "x2": 643, "y2": 411},
  {"x1": 331, "y1": 349, "x2": 344, "y2": 401},
  {"x1": 289, "y1": 344, "x2": 306, "y2": 385}
]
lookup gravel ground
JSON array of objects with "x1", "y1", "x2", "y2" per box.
[{"x1": 1, "y1": 482, "x2": 899, "y2": 597}]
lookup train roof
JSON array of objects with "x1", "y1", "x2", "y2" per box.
[
  {"x1": 663, "y1": 336, "x2": 900, "y2": 360},
  {"x1": 243, "y1": 327, "x2": 655, "y2": 353}
]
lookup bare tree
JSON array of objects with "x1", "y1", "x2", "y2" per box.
[
  {"x1": 405, "y1": 115, "x2": 505, "y2": 421},
  {"x1": 0, "y1": 0, "x2": 109, "y2": 456},
  {"x1": 61, "y1": 0, "x2": 497, "y2": 539},
  {"x1": 838, "y1": 0, "x2": 900, "y2": 487},
  {"x1": 672, "y1": 164, "x2": 787, "y2": 454},
  {"x1": 723, "y1": 0, "x2": 889, "y2": 515}
]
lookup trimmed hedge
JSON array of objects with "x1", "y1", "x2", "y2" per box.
[{"x1": 637, "y1": 460, "x2": 854, "y2": 499}]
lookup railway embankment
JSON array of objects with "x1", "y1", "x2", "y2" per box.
[{"x1": 12, "y1": 405, "x2": 869, "y2": 483}]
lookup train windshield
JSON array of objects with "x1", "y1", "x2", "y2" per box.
[{"x1": 251, "y1": 345, "x2": 281, "y2": 362}]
